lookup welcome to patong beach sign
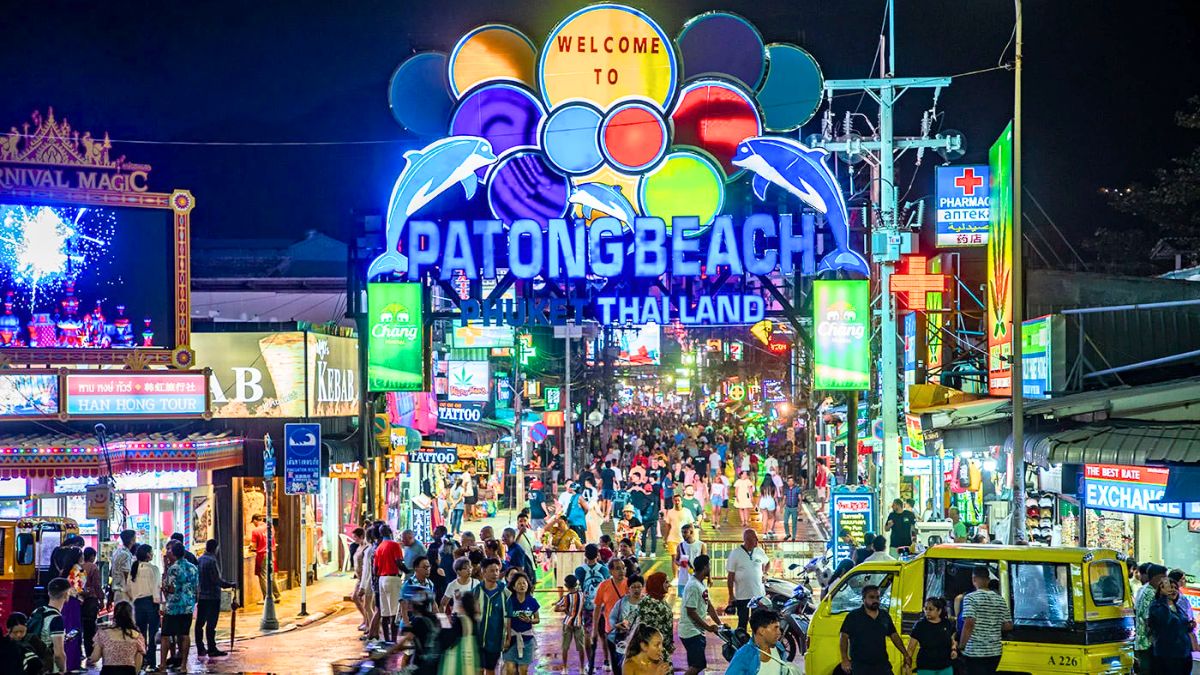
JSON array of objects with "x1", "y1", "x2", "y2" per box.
[{"x1": 373, "y1": 4, "x2": 869, "y2": 326}]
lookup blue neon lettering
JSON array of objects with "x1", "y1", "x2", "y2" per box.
[
  {"x1": 705, "y1": 216, "x2": 743, "y2": 274},
  {"x1": 633, "y1": 217, "x2": 667, "y2": 277},
  {"x1": 508, "y1": 219, "x2": 543, "y2": 279},
  {"x1": 589, "y1": 217, "x2": 624, "y2": 277},
  {"x1": 743, "y1": 213, "x2": 778, "y2": 276},
  {"x1": 440, "y1": 220, "x2": 476, "y2": 279},
  {"x1": 548, "y1": 218, "x2": 586, "y2": 279},
  {"x1": 671, "y1": 216, "x2": 701, "y2": 276},
  {"x1": 406, "y1": 220, "x2": 440, "y2": 278}
]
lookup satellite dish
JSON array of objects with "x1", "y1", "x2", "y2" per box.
[
  {"x1": 936, "y1": 130, "x2": 966, "y2": 162},
  {"x1": 836, "y1": 132, "x2": 866, "y2": 165}
]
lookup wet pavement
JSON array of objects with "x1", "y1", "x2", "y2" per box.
[{"x1": 80, "y1": 503, "x2": 824, "y2": 673}]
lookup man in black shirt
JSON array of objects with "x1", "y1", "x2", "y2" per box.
[
  {"x1": 839, "y1": 585, "x2": 909, "y2": 675},
  {"x1": 883, "y1": 499, "x2": 918, "y2": 556},
  {"x1": 195, "y1": 539, "x2": 236, "y2": 657},
  {"x1": 599, "y1": 461, "x2": 617, "y2": 518}
]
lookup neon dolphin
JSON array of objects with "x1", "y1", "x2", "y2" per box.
[
  {"x1": 731, "y1": 137, "x2": 870, "y2": 276},
  {"x1": 367, "y1": 136, "x2": 497, "y2": 279},
  {"x1": 567, "y1": 182, "x2": 637, "y2": 230}
]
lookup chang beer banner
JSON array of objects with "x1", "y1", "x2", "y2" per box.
[
  {"x1": 813, "y1": 280, "x2": 869, "y2": 390},
  {"x1": 367, "y1": 282, "x2": 425, "y2": 392},
  {"x1": 986, "y1": 122, "x2": 1014, "y2": 396}
]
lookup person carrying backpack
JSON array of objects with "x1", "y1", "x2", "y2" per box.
[
  {"x1": 3, "y1": 613, "x2": 45, "y2": 675},
  {"x1": 29, "y1": 577, "x2": 70, "y2": 673},
  {"x1": 574, "y1": 544, "x2": 612, "y2": 675}
]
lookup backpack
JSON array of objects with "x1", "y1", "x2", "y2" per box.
[
  {"x1": 578, "y1": 563, "x2": 606, "y2": 612},
  {"x1": 25, "y1": 605, "x2": 57, "y2": 674}
]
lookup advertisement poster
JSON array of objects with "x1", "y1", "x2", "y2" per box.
[
  {"x1": 813, "y1": 280, "x2": 870, "y2": 390},
  {"x1": 451, "y1": 323, "x2": 514, "y2": 349},
  {"x1": 194, "y1": 332, "x2": 307, "y2": 418},
  {"x1": 831, "y1": 488, "x2": 875, "y2": 568},
  {"x1": 935, "y1": 165, "x2": 991, "y2": 247},
  {"x1": 306, "y1": 333, "x2": 359, "y2": 417},
  {"x1": 986, "y1": 122, "x2": 1014, "y2": 396},
  {"x1": 616, "y1": 323, "x2": 660, "y2": 365},
  {"x1": 1022, "y1": 315, "x2": 1065, "y2": 399},
  {"x1": 447, "y1": 361, "x2": 490, "y2": 402},
  {"x1": 0, "y1": 372, "x2": 59, "y2": 417},
  {"x1": 367, "y1": 282, "x2": 425, "y2": 392}
]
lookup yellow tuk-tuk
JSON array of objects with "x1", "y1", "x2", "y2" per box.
[
  {"x1": 0, "y1": 517, "x2": 80, "y2": 622},
  {"x1": 806, "y1": 545, "x2": 1133, "y2": 675}
]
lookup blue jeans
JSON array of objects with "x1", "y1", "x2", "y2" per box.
[
  {"x1": 450, "y1": 508, "x2": 464, "y2": 533},
  {"x1": 784, "y1": 506, "x2": 800, "y2": 539},
  {"x1": 641, "y1": 517, "x2": 658, "y2": 553},
  {"x1": 134, "y1": 597, "x2": 160, "y2": 669}
]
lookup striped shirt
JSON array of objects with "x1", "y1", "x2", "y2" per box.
[
  {"x1": 962, "y1": 589, "x2": 1011, "y2": 657},
  {"x1": 560, "y1": 590, "x2": 584, "y2": 628}
]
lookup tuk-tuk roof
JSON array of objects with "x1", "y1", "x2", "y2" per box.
[{"x1": 919, "y1": 544, "x2": 1121, "y2": 564}]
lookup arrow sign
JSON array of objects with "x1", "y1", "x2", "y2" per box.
[{"x1": 284, "y1": 423, "x2": 321, "y2": 495}]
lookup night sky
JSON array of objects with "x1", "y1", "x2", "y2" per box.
[{"x1": 5, "y1": 0, "x2": 1197, "y2": 251}]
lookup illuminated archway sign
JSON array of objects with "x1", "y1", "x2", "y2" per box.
[{"x1": 374, "y1": 5, "x2": 869, "y2": 328}]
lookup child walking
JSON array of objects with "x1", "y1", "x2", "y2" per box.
[{"x1": 554, "y1": 574, "x2": 587, "y2": 671}]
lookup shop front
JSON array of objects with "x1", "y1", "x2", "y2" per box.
[{"x1": 0, "y1": 433, "x2": 242, "y2": 559}]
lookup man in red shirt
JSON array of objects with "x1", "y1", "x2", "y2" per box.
[
  {"x1": 372, "y1": 525, "x2": 404, "y2": 643},
  {"x1": 251, "y1": 514, "x2": 279, "y2": 604}
]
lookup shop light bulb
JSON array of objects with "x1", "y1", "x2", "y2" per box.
[{"x1": 983, "y1": 458, "x2": 998, "y2": 472}]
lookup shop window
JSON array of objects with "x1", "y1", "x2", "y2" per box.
[
  {"x1": 17, "y1": 532, "x2": 34, "y2": 566},
  {"x1": 1010, "y1": 563, "x2": 1071, "y2": 628},
  {"x1": 926, "y1": 559, "x2": 1000, "y2": 619},
  {"x1": 1088, "y1": 561, "x2": 1125, "y2": 607},
  {"x1": 830, "y1": 571, "x2": 894, "y2": 614}
]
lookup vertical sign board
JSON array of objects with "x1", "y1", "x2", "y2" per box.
[
  {"x1": 935, "y1": 165, "x2": 991, "y2": 247},
  {"x1": 367, "y1": 282, "x2": 425, "y2": 392},
  {"x1": 448, "y1": 361, "x2": 490, "y2": 402},
  {"x1": 1022, "y1": 315, "x2": 1065, "y2": 399},
  {"x1": 1082, "y1": 464, "x2": 1200, "y2": 519},
  {"x1": 544, "y1": 386, "x2": 561, "y2": 411},
  {"x1": 814, "y1": 280, "x2": 870, "y2": 390},
  {"x1": 986, "y1": 122, "x2": 1014, "y2": 396},
  {"x1": 283, "y1": 423, "x2": 321, "y2": 494},
  {"x1": 830, "y1": 488, "x2": 875, "y2": 568}
]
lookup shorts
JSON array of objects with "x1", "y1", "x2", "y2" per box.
[
  {"x1": 465, "y1": 495, "x2": 478, "y2": 505},
  {"x1": 480, "y1": 648, "x2": 502, "y2": 670},
  {"x1": 581, "y1": 608, "x2": 595, "y2": 634},
  {"x1": 561, "y1": 624, "x2": 587, "y2": 650},
  {"x1": 532, "y1": 518, "x2": 546, "y2": 530},
  {"x1": 161, "y1": 612, "x2": 193, "y2": 637},
  {"x1": 711, "y1": 495, "x2": 724, "y2": 507},
  {"x1": 681, "y1": 634, "x2": 707, "y2": 669},
  {"x1": 503, "y1": 636, "x2": 535, "y2": 665},
  {"x1": 602, "y1": 489, "x2": 616, "y2": 501},
  {"x1": 378, "y1": 575, "x2": 403, "y2": 617}
]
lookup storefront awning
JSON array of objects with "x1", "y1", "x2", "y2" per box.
[
  {"x1": 435, "y1": 421, "x2": 502, "y2": 446},
  {"x1": 1044, "y1": 423, "x2": 1200, "y2": 466},
  {"x1": 0, "y1": 432, "x2": 244, "y2": 478}
]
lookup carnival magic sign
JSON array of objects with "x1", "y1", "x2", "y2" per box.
[{"x1": 370, "y1": 5, "x2": 869, "y2": 327}]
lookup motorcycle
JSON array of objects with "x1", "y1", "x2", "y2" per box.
[{"x1": 759, "y1": 563, "x2": 819, "y2": 662}]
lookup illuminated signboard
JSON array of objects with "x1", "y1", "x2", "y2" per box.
[
  {"x1": 831, "y1": 487, "x2": 875, "y2": 568},
  {"x1": 375, "y1": 7, "x2": 866, "y2": 329},
  {"x1": 194, "y1": 332, "x2": 307, "y2": 418},
  {"x1": 306, "y1": 333, "x2": 359, "y2": 417},
  {"x1": 987, "y1": 122, "x2": 1014, "y2": 396},
  {"x1": 814, "y1": 280, "x2": 870, "y2": 390},
  {"x1": 616, "y1": 323, "x2": 660, "y2": 365},
  {"x1": 544, "y1": 386, "x2": 561, "y2": 411},
  {"x1": 1082, "y1": 464, "x2": 1200, "y2": 519},
  {"x1": 367, "y1": 282, "x2": 425, "y2": 392},
  {"x1": 447, "y1": 361, "x2": 489, "y2": 402},
  {"x1": 935, "y1": 165, "x2": 991, "y2": 247},
  {"x1": 412, "y1": 442, "x2": 460, "y2": 465},
  {"x1": 762, "y1": 379, "x2": 787, "y2": 403},
  {"x1": 451, "y1": 323, "x2": 514, "y2": 349},
  {"x1": 64, "y1": 372, "x2": 208, "y2": 417},
  {"x1": 0, "y1": 372, "x2": 59, "y2": 418},
  {"x1": 1022, "y1": 315, "x2": 1065, "y2": 399},
  {"x1": 437, "y1": 400, "x2": 485, "y2": 423},
  {"x1": 544, "y1": 409, "x2": 565, "y2": 428}
]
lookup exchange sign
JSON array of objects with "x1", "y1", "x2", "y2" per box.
[
  {"x1": 813, "y1": 280, "x2": 870, "y2": 390},
  {"x1": 367, "y1": 282, "x2": 425, "y2": 392},
  {"x1": 1082, "y1": 464, "x2": 1200, "y2": 519}
]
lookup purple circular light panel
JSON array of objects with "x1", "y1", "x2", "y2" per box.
[
  {"x1": 486, "y1": 149, "x2": 569, "y2": 227},
  {"x1": 450, "y1": 83, "x2": 544, "y2": 175},
  {"x1": 677, "y1": 12, "x2": 767, "y2": 90}
]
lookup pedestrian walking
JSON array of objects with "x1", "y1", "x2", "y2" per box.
[
  {"x1": 1147, "y1": 576, "x2": 1194, "y2": 675},
  {"x1": 160, "y1": 541, "x2": 198, "y2": 669},
  {"x1": 401, "y1": 529, "x2": 428, "y2": 573},
  {"x1": 399, "y1": 557, "x2": 436, "y2": 623},
  {"x1": 662, "y1": 494, "x2": 695, "y2": 552},
  {"x1": 355, "y1": 529, "x2": 379, "y2": 639},
  {"x1": 554, "y1": 574, "x2": 588, "y2": 672},
  {"x1": 503, "y1": 571, "x2": 540, "y2": 675},
  {"x1": 442, "y1": 557, "x2": 480, "y2": 617},
  {"x1": 679, "y1": 554, "x2": 722, "y2": 675},
  {"x1": 473, "y1": 558, "x2": 508, "y2": 675},
  {"x1": 710, "y1": 473, "x2": 728, "y2": 526},
  {"x1": 374, "y1": 526, "x2": 405, "y2": 643},
  {"x1": 782, "y1": 477, "x2": 803, "y2": 540},
  {"x1": 673, "y1": 524, "x2": 706, "y2": 600},
  {"x1": 128, "y1": 545, "x2": 161, "y2": 671},
  {"x1": 959, "y1": 566, "x2": 1012, "y2": 675},
  {"x1": 636, "y1": 573, "x2": 674, "y2": 658},
  {"x1": 195, "y1": 539, "x2": 236, "y2": 658},
  {"x1": 726, "y1": 529, "x2": 769, "y2": 632},
  {"x1": 734, "y1": 471, "x2": 755, "y2": 527},
  {"x1": 758, "y1": 481, "x2": 778, "y2": 537},
  {"x1": 78, "y1": 547, "x2": 103, "y2": 662},
  {"x1": 449, "y1": 477, "x2": 466, "y2": 534},
  {"x1": 904, "y1": 596, "x2": 957, "y2": 675},
  {"x1": 31, "y1": 577, "x2": 70, "y2": 673},
  {"x1": 884, "y1": 499, "x2": 917, "y2": 557},
  {"x1": 1134, "y1": 563, "x2": 1168, "y2": 672},
  {"x1": 108, "y1": 530, "x2": 137, "y2": 606},
  {"x1": 593, "y1": 559, "x2": 628, "y2": 674},
  {"x1": 839, "y1": 584, "x2": 908, "y2": 675},
  {"x1": 86, "y1": 600, "x2": 145, "y2": 675},
  {"x1": 250, "y1": 514, "x2": 280, "y2": 604},
  {"x1": 622, "y1": 625, "x2": 670, "y2": 675},
  {"x1": 607, "y1": 574, "x2": 645, "y2": 674}
]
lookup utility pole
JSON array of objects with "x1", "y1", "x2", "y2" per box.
[
  {"x1": 563, "y1": 324, "x2": 573, "y2": 479},
  {"x1": 814, "y1": 0, "x2": 961, "y2": 530},
  {"x1": 1010, "y1": 0, "x2": 1027, "y2": 545}
]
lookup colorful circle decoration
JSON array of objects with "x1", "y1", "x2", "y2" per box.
[
  {"x1": 388, "y1": 52, "x2": 455, "y2": 137},
  {"x1": 600, "y1": 101, "x2": 669, "y2": 173},
  {"x1": 538, "y1": 4, "x2": 678, "y2": 111},
  {"x1": 541, "y1": 103, "x2": 605, "y2": 175},
  {"x1": 486, "y1": 149, "x2": 570, "y2": 226},
  {"x1": 450, "y1": 83, "x2": 544, "y2": 174},
  {"x1": 677, "y1": 12, "x2": 767, "y2": 89},
  {"x1": 638, "y1": 149, "x2": 725, "y2": 233},
  {"x1": 757, "y1": 43, "x2": 824, "y2": 132},
  {"x1": 670, "y1": 79, "x2": 763, "y2": 178},
  {"x1": 448, "y1": 24, "x2": 538, "y2": 97}
]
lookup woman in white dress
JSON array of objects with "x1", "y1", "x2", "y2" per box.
[{"x1": 734, "y1": 471, "x2": 755, "y2": 528}]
